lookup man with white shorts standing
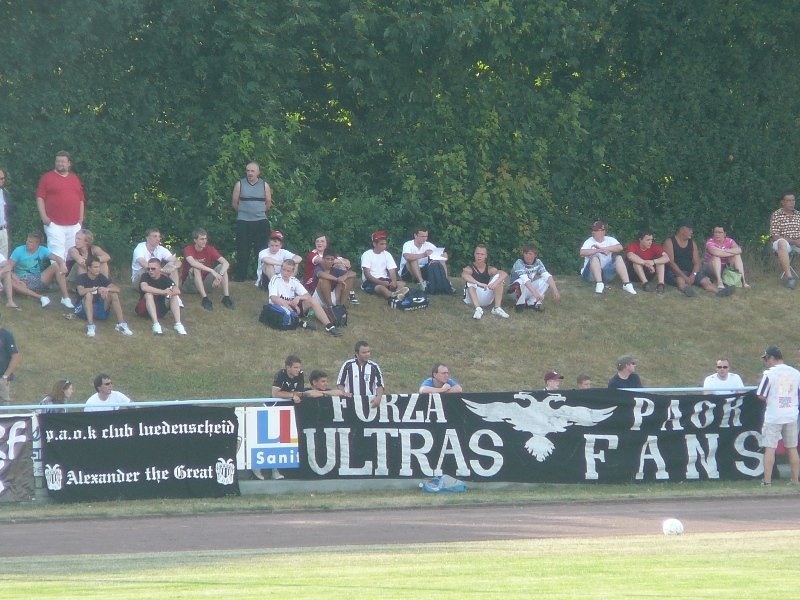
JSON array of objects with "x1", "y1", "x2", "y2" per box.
[
  {"x1": 36, "y1": 151, "x2": 84, "y2": 260},
  {"x1": 756, "y1": 346, "x2": 800, "y2": 486}
]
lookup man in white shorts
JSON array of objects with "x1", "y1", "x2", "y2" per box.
[
  {"x1": 756, "y1": 346, "x2": 800, "y2": 486},
  {"x1": 461, "y1": 244, "x2": 509, "y2": 320}
]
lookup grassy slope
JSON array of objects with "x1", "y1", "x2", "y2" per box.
[{"x1": 1, "y1": 262, "x2": 790, "y2": 405}]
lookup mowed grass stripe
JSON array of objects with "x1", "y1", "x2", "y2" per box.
[{"x1": 2, "y1": 532, "x2": 799, "y2": 598}]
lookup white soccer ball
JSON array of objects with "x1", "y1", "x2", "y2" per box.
[{"x1": 662, "y1": 518, "x2": 684, "y2": 536}]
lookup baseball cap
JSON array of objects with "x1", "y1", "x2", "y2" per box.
[
  {"x1": 544, "y1": 370, "x2": 564, "y2": 383},
  {"x1": 617, "y1": 355, "x2": 636, "y2": 369},
  {"x1": 269, "y1": 230, "x2": 284, "y2": 241},
  {"x1": 761, "y1": 346, "x2": 783, "y2": 360},
  {"x1": 591, "y1": 220, "x2": 607, "y2": 231},
  {"x1": 372, "y1": 230, "x2": 388, "y2": 243}
]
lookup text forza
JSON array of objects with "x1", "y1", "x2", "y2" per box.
[{"x1": 300, "y1": 394, "x2": 763, "y2": 480}]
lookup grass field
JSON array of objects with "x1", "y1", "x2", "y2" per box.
[{"x1": 3, "y1": 532, "x2": 799, "y2": 598}]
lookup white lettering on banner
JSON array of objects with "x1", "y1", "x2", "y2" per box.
[
  {"x1": 435, "y1": 429, "x2": 471, "y2": 477},
  {"x1": 253, "y1": 449, "x2": 300, "y2": 466},
  {"x1": 720, "y1": 396, "x2": 744, "y2": 427},
  {"x1": 337, "y1": 428, "x2": 373, "y2": 475},
  {"x1": 734, "y1": 431, "x2": 763, "y2": 476},
  {"x1": 685, "y1": 434, "x2": 720, "y2": 479},
  {"x1": 66, "y1": 469, "x2": 141, "y2": 485},
  {"x1": 659, "y1": 399, "x2": 683, "y2": 431},
  {"x1": 303, "y1": 427, "x2": 339, "y2": 475},
  {"x1": 690, "y1": 400, "x2": 716, "y2": 429},
  {"x1": 584, "y1": 435, "x2": 619, "y2": 480},
  {"x1": 103, "y1": 424, "x2": 134, "y2": 439},
  {"x1": 364, "y1": 428, "x2": 400, "y2": 476},
  {"x1": 173, "y1": 465, "x2": 214, "y2": 480},
  {"x1": 468, "y1": 430, "x2": 503, "y2": 476},
  {"x1": 145, "y1": 466, "x2": 170, "y2": 482},
  {"x1": 139, "y1": 420, "x2": 235, "y2": 437},
  {"x1": 0, "y1": 420, "x2": 28, "y2": 470},
  {"x1": 330, "y1": 395, "x2": 447, "y2": 424},
  {"x1": 635, "y1": 435, "x2": 669, "y2": 480},
  {"x1": 631, "y1": 398, "x2": 655, "y2": 431},
  {"x1": 398, "y1": 429, "x2": 434, "y2": 476},
  {"x1": 45, "y1": 425, "x2": 98, "y2": 443}
]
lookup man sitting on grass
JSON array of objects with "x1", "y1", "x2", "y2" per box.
[
  {"x1": 268, "y1": 259, "x2": 343, "y2": 337},
  {"x1": 360, "y1": 230, "x2": 409, "y2": 301},
  {"x1": 9, "y1": 231, "x2": 73, "y2": 309},
  {"x1": 462, "y1": 244, "x2": 510, "y2": 320},
  {"x1": 579, "y1": 220, "x2": 636, "y2": 296},
  {"x1": 625, "y1": 229, "x2": 670, "y2": 295},
  {"x1": 509, "y1": 243, "x2": 560, "y2": 312},
  {"x1": 663, "y1": 220, "x2": 726, "y2": 297},
  {"x1": 181, "y1": 227, "x2": 233, "y2": 311},
  {"x1": 76, "y1": 258, "x2": 134, "y2": 337},
  {"x1": 136, "y1": 257, "x2": 187, "y2": 336}
]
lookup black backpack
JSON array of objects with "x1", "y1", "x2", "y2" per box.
[
  {"x1": 424, "y1": 262, "x2": 453, "y2": 294},
  {"x1": 389, "y1": 289, "x2": 430, "y2": 311}
]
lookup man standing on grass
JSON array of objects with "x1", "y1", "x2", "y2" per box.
[
  {"x1": 232, "y1": 162, "x2": 272, "y2": 282},
  {"x1": 608, "y1": 356, "x2": 642, "y2": 389},
  {"x1": 769, "y1": 191, "x2": 800, "y2": 289},
  {"x1": 337, "y1": 341, "x2": 384, "y2": 407},
  {"x1": 702, "y1": 358, "x2": 744, "y2": 395},
  {"x1": 579, "y1": 220, "x2": 636, "y2": 296},
  {"x1": 36, "y1": 151, "x2": 84, "y2": 261},
  {"x1": 756, "y1": 346, "x2": 800, "y2": 486},
  {"x1": 0, "y1": 168, "x2": 10, "y2": 259},
  {"x1": 181, "y1": 227, "x2": 233, "y2": 311},
  {"x1": 0, "y1": 315, "x2": 20, "y2": 406}
]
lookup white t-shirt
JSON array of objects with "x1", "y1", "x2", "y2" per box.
[
  {"x1": 131, "y1": 242, "x2": 175, "y2": 282},
  {"x1": 399, "y1": 239, "x2": 437, "y2": 276},
  {"x1": 580, "y1": 235, "x2": 621, "y2": 271},
  {"x1": 268, "y1": 275, "x2": 308, "y2": 302},
  {"x1": 84, "y1": 390, "x2": 133, "y2": 412},
  {"x1": 757, "y1": 363, "x2": 800, "y2": 424},
  {"x1": 256, "y1": 248, "x2": 298, "y2": 285},
  {"x1": 702, "y1": 372, "x2": 745, "y2": 395},
  {"x1": 361, "y1": 249, "x2": 397, "y2": 280}
]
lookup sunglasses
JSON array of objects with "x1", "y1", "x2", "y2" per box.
[
  {"x1": 716, "y1": 365, "x2": 729, "y2": 369},
  {"x1": 146, "y1": 267, "x2": 158, "y2": 271}
]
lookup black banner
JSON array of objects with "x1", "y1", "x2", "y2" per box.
[
  {"x1": 0, "y1": 415, "x2": 34, "y2": 502},
  {"x1": 41, "y1": 405, "x2": 240, "y2": 502},
  {"x1": 293, "y1": 390, "x2": 764, "y2": 482}
]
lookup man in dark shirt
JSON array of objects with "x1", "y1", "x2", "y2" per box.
[
  {"x1": 136, "y1": 257, "x2": 187, "y2": 336},
  {"x1": 76, "y1": 258, "x2": 133, "y2": 337},
  {"x1": 0, "y1": 318, "x2": 20, "y2": 405},
  {"x1": 608, "y1": 355, "x2": 643, "y2": 389}
]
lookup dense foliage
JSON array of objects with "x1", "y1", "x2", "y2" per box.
[{"x1": 1, "y1": 1, "x2": 798, "y2": 272}]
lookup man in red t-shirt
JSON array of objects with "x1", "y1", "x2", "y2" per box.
[
  {"x1": 625, "y1": 229, "x2": 670, "y2": 294},
  {"x1": 36, "y1": 151, "x2": 85, "y2": 260},
  {"x1": 181, "y1": 227, "x2": 233, "y2": 311}
]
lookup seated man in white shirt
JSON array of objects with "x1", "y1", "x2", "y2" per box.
[
  {"x1": 398, "y1": 227, "x2": 454, "y2": 293},
  {"x1": 702, "y1": 358, "x2": 745, "y2": 395},
  {"x1": 268, "y1": 259, "x2": 342, "y2": 337},
  {"x1": 84, "y1": 373, "x2": 133, "y2": 412},
  {"x1": 360, "y1": 230, "x2": 408, "y2": 300},
  {"x1": 256, "y1": 230, "x2": 301, "y2": 288},
  {"x1": 131, "y1": 227, "x2": 181, "y2": 288}
]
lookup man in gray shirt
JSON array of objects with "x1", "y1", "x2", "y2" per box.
[{"x1": 231, "y1": 162, "x2": 272, "y2": 281}]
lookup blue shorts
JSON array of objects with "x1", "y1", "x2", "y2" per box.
[
  {"x1": 75, "y1": 298, "x2": 111, "y2": 321},
  {"x1": 361, "y1": 277, "x2": 390, "y2": 294},
  {"x1": 581, "y1": 258, "x2": 618, "y2": 283}
]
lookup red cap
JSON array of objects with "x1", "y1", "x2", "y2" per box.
[
  {"x1": 372, "y1": 230, "x2": 388, "y2": 243},
  {"x1": 544, "y1": 371, "x2": 564, "y2": 383},
  {"x1": 591, "y1": 220, "x2": 607, "y2": 231},
  {"x1": 270, "y1": 230, "x2": 284, "y2": 241}
]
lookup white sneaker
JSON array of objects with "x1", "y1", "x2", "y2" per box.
[
  {"x1": 594, "y1": 282, "x2": 604, "y2": 294},
  {"x1": 252, "y1": 469, "x2": 265, "y2": 481},
  {"x1": 420, "y1": 280, "x2": 428, "y2": 292},
  {"x1": 40, "y1": 296, "x2": 51, "y2": 308},
  {"x1": 622, "y1": 282, "x2": 637, "y2": 295},
  {"x1": 60, "y1": 297, "x2": 75, "y2": 309},
  {"x1": 472, "y1": 306, "x2": 484, "y2": 320},
  {"x1": 491, "y1": 306, "x2": 510, "y2": 319},
  {"x1": 152, "y1": 322, "x2": 164, "y2": 335},
  {"x1": 115, "y1": 322, "x2": 134, "y2": 336},
  {"x1": 271, "y1": 468, "x2": 284, "y2": 480},
  {"x1": 174, "y1": 322, "x2": 187, "y2": 335},
  {"x1": 86, "y1": 324, "x2": 96, "y2": 337}
]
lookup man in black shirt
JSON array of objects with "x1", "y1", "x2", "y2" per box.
[{"x1": 608, "y1": 355, "x2": 642, "y2": 389}]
